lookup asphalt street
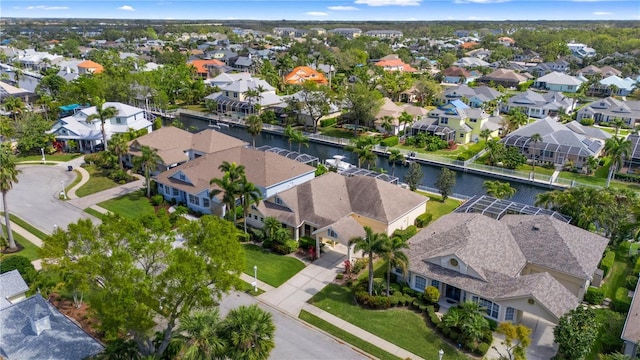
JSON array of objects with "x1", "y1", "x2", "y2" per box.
[
  {"x1": 7, "y1": 164, "x2": 95, "y2": 234},
  {"x1": 219, "y1": 291, "x2": 370, "y2": 360}
]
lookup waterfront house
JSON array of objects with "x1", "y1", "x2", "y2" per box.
[
  {"x1": 0, "y1": 270, "x2": 29, "y2": 310},
  {"x1": 502, "y1": 90, "x2": 573, "y2": 119},
  {"x1": 622, "y1": 278, "x2": 640, "y2": 357},
  {"x1": 532, "y1": 71, "x2": 584, "y2": 93},
  {"x1": 249, "y1": 172, "x2": 427, "y2": 256},
  {"x1": 500, "y1": 117, "x2": 609, "y2": 168},
  {"x1": 125, "y1": 126, "x2": 247, "y2": 172},
  {"x1": 155, "y1": 147, "x2": 316, "y2": 216},
  {"x1": 402, "y1": 212, "x2": 608, "y2": 324},
  {"x1": 439, "y1": 84, "x2": 503, "y2": 108},
  {"x1": 576, "y1": 97, "x2": 640, "y2": 127},
  {"x1": 373, "y1": 98, "x2": 427, "y2": 135},
  {"x1": 204, "y1": 72, "x2": 282, "y2": 117},
  {"x1": 49, "y1": 102, "x2": 153, "y2": 152}
]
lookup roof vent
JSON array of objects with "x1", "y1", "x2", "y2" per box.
[
  {"x1": 532, "y1": 224, "x2": 540, "y2": 231},
  {"x1": 30, "y1": 315, "x2": 51, "y2": 336}
]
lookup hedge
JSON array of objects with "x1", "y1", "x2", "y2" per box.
[
  {"x1": 626, "y1": 275, "x2": 639, "y2": 291},
  {"x1": 600, "y1": 250, "x2": 616, "y2": 277},
  {"x1": 319, "y1": 118, "x2": 337, "y2": 128},
  {"x1": 585, "y1": 287, "x2": 605, "y2": 305},
  {"x1": 614, "y1": 172, "x2": 640, "y2": 184},
  {"x1": 393, "y1": 226, "x2": 417, "y2": 241},
  {"x1": 634, "y1": 257, "x2": 640, "y2": 275},
  {"x1": 380, "y1": 136, "x2": 399, "y2": 147},
  {"x1": 415, "y1": 212, "x2": 433, "y2": 228},
  {"x1": 0, "y1": 255, "x2": 36, "y2": 284},
  {"x1": 612, "y1": 287, "x2": 632, "y2": 313}
]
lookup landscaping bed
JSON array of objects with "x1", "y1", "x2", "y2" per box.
[{"x1": 48, "y1": 293, "x2": 102, "y2": 341}]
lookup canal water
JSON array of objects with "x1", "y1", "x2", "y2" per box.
[
  {"x1": 180, "y1": 114, "x2": 550, "y2": 205},
  {"x1": 4, "y1": 71, "x2": 39, "y2": 92}
]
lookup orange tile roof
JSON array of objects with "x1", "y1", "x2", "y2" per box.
[
  {"x1": 461, "y1": 41, "x2": 479, "y2": 49},
  {"x1": 284, "y1": 66, "x2": 328, "y2": 85},
  {"x1": 189, "y1": 59, "x2": 225, "y2": 74},
  {"x1": 77, "y1": 60, "x2": 104, "y2": 73},
  {"x1": 374, "y1": 59, "x2": 417, "y2": 72}
]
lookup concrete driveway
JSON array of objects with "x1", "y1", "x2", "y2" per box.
[
  {"x1": 219, "y1": 291, "x2": 370, "y2": 360},
  {"x1": 7, "y1": 164, "x2": 96, "y2": 234}
]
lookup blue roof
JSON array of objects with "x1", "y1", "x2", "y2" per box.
[
  {"x1": 59, "y1": 104, "x2": 80, "y2": 111},
  {"x1": 450, "y1": 100, "x2": 470, "y2": 109}
]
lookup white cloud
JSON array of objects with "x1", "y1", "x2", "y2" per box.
[
  {"x1": 327, "y1": 5, "x2": 359, "y2": 10},
  {"x1": 454, "y1": 0, "x2": 510, "y2": 4},
  {"x1": 354, "y1": 0, "x2": 421, "y2": 6},
  {"x1": 26, "y1": 5, "x2": 69, "y2": 10},
  {"x1": 593, "y1": 11, "x2": 613, "y2": 15},
  {"x1": 306, "y1": 11, "x2": 329, "y2": 16},
  {"x1": 118, "y1": 5, "x2": 135, "y2": 11}
]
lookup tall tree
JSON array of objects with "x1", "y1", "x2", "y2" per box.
[
  {"x1": 108, "y1": 134, "x2": 129, "y2": 170},
  {"x1": 404, "y1": 162, "x2": 423, "y2": 191},
  {"x1": 133, "y1": 145, "x2": 161, "y2": 198},
  {"x1": 604, "y1": 136, "x2": 631, "y2": 187},
  {"x1": 554, "y1": 307, "x2": 598, "y2": 360},
  {"x1": 529, "y1": 133, "x2": 543, "y2": 177},
  {"x1": 221, "y1": 304, "x2": 276, "y2": 360},
  {"x1": 345, "y1": 82, "x2": 383, "y2": 132},
  {"x1": 380, "y1": 235, "x2": 408, "y2": 296},
  {"x1": 245, "y1": 115, "x2": 263, "y2": 148},
  {"x1": 87, "y1": 97, "x2": 118, "y2": 150},
  {"x1": 289, "y1": 130, "x2": 309, "y2": 153},
  {"x1": 291, "y1": 81, "x2": 332, "y2": 133},
  {"x1": 210, "y1": 162, "x2": 246, "y2": 225},
  {"x1": 174, "y1": 309, "x2": 226, "y2": 360},
  {"x1": 239, "y1": 180, "x2": 261, "y2": 234},
  {"x1": 388, "y1": 148, "x2": 404, "y2": 177},
  {"x1": 610, "y1": 118, "x2": 626, "y2": 138},
  {"x1": 1, "y1": 96, "x2": 25, "y2": 121},
  {"x1": 435, "y1": 167, "x2": 456, "y2": 201},
  {"x1": 352, "y1": 226, "x2": 387, "y2": 296},
  {"x1": 479, "y1": 128, "x2": 492, "y2": 145},
  {"x1": 494, "y1": 322, "x2": 532, "y2": 360},
  {"x1": 0, "y1": 143, "x2": 20, "y2": 249}
]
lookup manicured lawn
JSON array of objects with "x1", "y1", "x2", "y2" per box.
[
  {"x1": 309, "y1": 284, "x2": 467, "y2": 360},
  {"x1": 84, "y1": 208, "x2": 107, "y2": 221},
  {"x1": 75, "y1": 165, "x2": 121, "y2": 197},
  {"x1": 0, "y1": 225, "x2": 41, "y2": 261},
  {"x1": 602, "y1": 246, "x2": 632, "y2": 299},
  {"x1": 2, "y1": 213, "x2": 49, "y2": 240},
  {"x1": 98, "y1": 192, "x2": 156, "y2": 219},
  {"x1": 515, "y1": 164, "x2": 556, "y2": 176},
  {"x1": 417, "y1": 192, "x2": 462, "y2": 221},
  {"x1": 238, "y1": 280, "x2": 265, "y2": 296},
  {"x1": 181, "y1": 104, "x2": 208, "y2": 112},
  {"x1": 17, "y1": 153, "x2": 81, "y2": 162},
  {"x1": 319, "y1": 127, "x2": 357, "y2": 139},
  {"x1": 243, "y1": 244, "x2": 305, "y2": 287},
  {"x1": 299, "y1": 310, "x2": 401, "y2": 360},
  {"x1": 65, "y1": 169, "x2": 83, "y2": 193}
]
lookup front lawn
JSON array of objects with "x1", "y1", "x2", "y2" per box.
[
  {"x1": 243, "y1": 244, "x2": 305, "y2": 287},
  {"x1": 75, "y1": 165, "x2": 122, "y2": 198},
  {"x1": 17, "y1": 153, "x2": 81, "y2": 162},
  {"x1": 3, "y1": 213, "x2": 49, "y2": 240},
  {"x1": 417, "y1": 192, "x2": 462, "y2": 221},
  {"x1": 1, "y1": 225, "x2": 41, "y2": 261},
  {"x1": 98, "y1": 192, "x2": 156, "y2": 219},
  {"x1": 309, "y1": 284, "x2": 467, "y2": 360}
]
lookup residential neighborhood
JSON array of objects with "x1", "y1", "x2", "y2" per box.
[{"x1": 1, "y1": 14, "x2": 640, "y2": 360}]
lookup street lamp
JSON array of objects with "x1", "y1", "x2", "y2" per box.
[
  {"x1": 253, "y1": 265, "x2": 258, "y2": 293},
  {"x1": 41, "y1": 147, "x2": 46, "y2": 164},
  {"x1": 60, "y1": 180, "x2": 67, "y2": 200},
  {"x1": 438, "y1": 349, "x2": 444, "y2": 360}
]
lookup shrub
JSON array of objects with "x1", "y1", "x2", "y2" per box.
[
  {"x1": 389, "y1": 282, "x2": 402, "y2": 294},
  {"x1": 250, "y1": 228, "x2": 265, "y2": 242},
  {"x1": 107, "y1": 169, "x2": 133, "y2": 183},
  {"x1": 579, "y1": 118, "x2": 595, "y2": 126},
  {"x1": 336, "y1": 273, "x2": 344, "y2": 280},
  {"x1": 415, "y1": 212, "x2": 433, "y2": 228},
  {"x1": 626, "y1": 275, "x2": 639, "y2": 291},
  {"x1": 449, "y1": 331, "x2": 460, "y2": 342},
  {"x1": 150, "y1": 194, "x2": 164, "y2": 206},
  {"x1": 614, "y1": 172, "x2": 640, "y2": 184},
  {"x1": 612, "y1": 287, "x2": 632, "y2": 312},
  {"x1": 354, "y1": 291, "x2": 390, "y2": 309},
  {"x1": 298, "y1": 236, "x2": 316, "y2": 250},
  {"x1": 585, "y1": 287, "x2": 605, "y2": 305},
  {"x1": 0, "y1": 255, "x2": 37, "y2": 284},
  {"x1": 389, "y1": 295, "x2": 400, "y2": 307},
  {"x1": 487, "y1": 319, "x2": 498, "y2": 332},
  {"x1": 477, "y1": 342, "x2": 490, "y2": 355},
  {"x1": 352, "y1": 258, "x2": 367, "y2": 274},
  {"x1": 272, "y1": 239, "x2": 298, "y2": 254},
  {"x1": 393, "y1": 226, "x2": 417, "y2": 241},
  {"x1": 424, "y1": 286, "x2": 440, "y2": 304},
  {"x1": 600, "y1": 250, "x2": 615, "y2": 277},
  {"x1": 634, "y1": 257, "x2": 640, "y2": 275},
  {"x1": 380, "y1": 136, "x2": 399, "y2": 147},
  {"x1": 405, "y1": 296, "x2": 416, "y2": 307},
  {"x1": 597, "y1": 309, "x2": 626, "y2": 353},
  {"x1": 320, "y1": 118, "x2": 337, "y2": 128},
  {"x1": 464, "y1": 341, "x2": 476, "y2": 352}
]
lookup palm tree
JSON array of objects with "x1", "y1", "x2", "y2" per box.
[
  {"x1": 221, "y1": 304, "x2": 275, "y2": 360},
  {"x1": 219, "y1": 161, "x2": 247, "y2": 184},
  {"x1": 284, "y1": 125, "x2": 295, "y2": 150},
  {"x1": 210, "y1": 174, "x2": 240, "y2": 224},
  {"x1": 380, "y1": 236, "x2": 408, "y2": 296},
  {"x1": 585, "y1": 155, "x2": 599, "y2": 175},
  {"x1": 505, "y1": 109, "x2": 528, "y2": 134},
  {"x1": 529, "y1": 133, "x2": 543, "y2": 177},
  {"x1": 479, "y1": 128, "x2": 492, "y2": 146},
  {"x1": 485, "y1": 139, "x2": 504, "y2": 166},
  {"x1": 483, "y1": 180, "x2": 516, "y2": 199},
  {"x1": 379, "y1": 116, "x2": 394, "y2": 134},
  {"x1": 108, "y1": 134, "x2": 129, "y2": 170},
  {"x1": 610, "y1": 118, "x2": 626, "y2": 138},
  {"x1": 0, "y1": 143, "x2": 20, "y2": 249},
  {"x1": 262, "y1": 216, "x2": 281, "y2": 241},
  {"x1": 243, "y1": 88, "x2": 261, "y2": 116},
  {"x1": 133, "y1": 145, "x2": 161, "y2": 198},
  {"x1": 175, "y1": 309, "x2": 226, "y2": 360},
  {"x1": 604, "y1": 136, "x2": 632, "y2": 187},
  {"x1": 87, "y1": 97, "x2": 118, "y2": 150},
  {"x1": 353, "y1": 226, "x2": 387, "y2": 296},
  {"x1": 245, "y1": 115, "x2": 263, "y2": 148},
  {"x1": 239, "y1": 180, "x2": 261, "y2": 234},
  {"x1": 2, "y1": 96, "x2": 25, "y2": 121},
  {"x1": 289, "y1": 130, "x2": 309, "y2": 153},
  {"x1": 388, "y1": 148, "x2": 404, "y2": 177},
  {"x1": 398, "y1": 111, "x2": 413, "y2": 134}
]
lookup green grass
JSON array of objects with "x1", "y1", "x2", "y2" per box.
[
  {"x1": 181, "y1": 104, "x2": 208, "y2": 112},
  {"x1": 515, "y1": 164, "x2": 556, "y2": 176},
  {"x1": 65, "y1": 169, "x2": 83, "y2": 193},
  {"x1": 309, "y1": 284, "x2": 467, "y2": 360},
  {"x1": 84, "y1": 208, "x2": 107, "y2": 220},
  {"x1": 238, "y1": 280, "x2": 265, "y2": 296},
  {"x1": 299, "y1": 310, "x2": 401, "y2": 360},
  {"x1": 1, "y1": 224, "x2": 41, "y2": 261},
  {"x1": 1, "y1": 213, "x2": 48, "y2": 240},
  {"x1": 75, "y1": 165, "x2": 122, "y2": 198},
  {"x1": 98, "y1": 192, "x2": 156, "y2": 219},
  {"x1": 243, "y1": 244, "x2": 305, "y2": 287},
  {"x1": 602, "y1": 246, "x2": 633, "y2": 299},
  {"x1": 417, "y1": 192, "x2": 462, "y2": 221},
  {"x1": 17, "y1": 153, "x2": 81, "y2": 162},
  {"x1": 319, "y1": 127, "x2": 357, "y2": 139}
]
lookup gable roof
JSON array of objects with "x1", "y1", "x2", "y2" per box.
[
  {"x1": 77, "y1": 60, "x2": 104, "y2": 73},
  {"x1": 284, "y1": 66, "x2": 328, "y2": 84},
  {"x1": 0, "y1": 294, "x2": 104, "y2": 359},
  {"x1": 536, "y1": 71, "x2": 583, "y2": 86},
  {"x1": 482, "y1": 68, "x2": 528, "y2": 83},
  {"x1": 189, "y1": 59, "x2": 225, "y2": 74},
  {"x1": 0, "y1": 270, "x2": 29, "y2": 310}
]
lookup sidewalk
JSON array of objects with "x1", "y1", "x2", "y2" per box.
[
  {"x1": 66, "y1": 175, "x2": 144, "y2": 210},
  {"x1": 0, "y1": 218, "x2": 45, "y2": 270},
  {"x1": 239, "y1": 273, "x2": 276, "y2": 292}
]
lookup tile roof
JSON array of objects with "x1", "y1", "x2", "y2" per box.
[
  {"x1": 536, "y1": 71, "x2": 583, "y2": 86},
  {"x1": 0, "y1": 294, "x2": 104, "y2": 359},
  {"x1": 482, "y1": 68, "x2": 528, "y2": 83},
  {"x1": 189, "y1": 59, "x2": 225, "y2": 74},
  {"x1": 0, "y1": 270, "x2": 29, "y2": 309},
  {"x1": 284, "y1": 66, "x2": 328, "y2": 84},
  {"x1": 76, "y1": 60, "x2": 104, "y2": 73}
]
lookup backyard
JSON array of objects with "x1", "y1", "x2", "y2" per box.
[
  {"x1": 418, "y1": 192, "x2": 463, "y2": 221},
  {"x1": 243, "y1": 244, "x2": 305, "y2": 287}
]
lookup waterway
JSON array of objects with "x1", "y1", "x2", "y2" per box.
[
  {"x1": 4, "y1": 70, "x2": 40, "y2": 92},
  {"x1": 179, "y1": 114, "x2": 550, "y2": 205}
]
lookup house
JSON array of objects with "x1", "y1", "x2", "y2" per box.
[
  {"x1": 500, "y1": 117, "x2": 610, "y2": 168},
  {"x1": 502, "y1": 90, "x2": 573, "y2": 119},
  {"x1": 125, "y1": 127, "x2": 247, "y2": 172},
  {"x1": 478, "y1": 68, "x2": 529, "y2": 88},
  {"x1": 579, "y1": 65, "x2": 621, "y2": 78},
  {"x1": 76, "y1": 60, "x2": 104, "y2": 75},
  {"x1": 374, "y1": 54, "x2": 417, "y2": 73},
  {"x1": 622, "y1": 280, "x2": 640, "y2": 358},
  {"x1": 155, "y1": 147, "x2": 316, "y2": 215},
  {"x1": 528, "y1": 60, "x2": 570, "y2": 77},
  {"x1": 189, "y1": 59, "x2": 226, "y2": 78},
  {"x1": 204, "y1": 72, "x2": 282, "y2": 117},
  {"x1": 273, "y1": 27, "x2": 308, "y2": 38},
  {"x1": 0, "y1": 270, "x2": 29, "y2": 309},
  {"x1": 403, "y1": 212, "x2": 608, "y2": 324},
  {"x1": 453, "y1": 57, "x2": 490, "y2": 68},
  {"x1": 327, "y1": 28, "x2": 362, "y2": 39},
  {"x1": 533, "y1": 71, "x2": 584, "y2": 93},
  {"x1": 465, "y1": 48, "x2": 492, "y2": 60},
  {"x1": 49, "y1": 102, "x2": 153, "y2": 152},
  {"x1": 576, "y1": 97, "x2": 640, "y2": 127},
  {"x1": 284, "y1": 66, "x2": 328, "y2": 85},
  {"x1": 567, "y1": 42, "x2": 596, "y2": 58},
  {"x1": 514, "y1": 50, "x2": 542, "y2": 63},
  {"x1": 281, "y1": 90, "x2": 342, "y2": 129},
  {"x1": 249, "y1": 172, "x2": 427, "y2": 255},
  {"x1": 588, "y1": 75, "x2": 638, "y2": 97},
  {"x1": 440, "y1": 84, "x2": 503, "y2": 108},
  {"x1": 0, "y1": 294, "x2": 105, "y2": 359},
  {"x1": 373, "y1": 98, "x2": 427, "y2": 135},
  {"x1": 204, "y1": 49, "x2": 238, "y2": 66},
  {"x1": 419, "y1": 100, "x2": 501, "y2": 143},
  {"x1": 365, "y1": 30, "x2": 403, "y2": 39},
  {"x1": 0, "y1": 81, "x2": 32, "y2": 103},
  {"x1": 441, "y1": 67, "x2": 477, "y2": 84}
]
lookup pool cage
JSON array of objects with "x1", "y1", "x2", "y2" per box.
[
  {"x1": 625, "y1": 134, "x2": 640, "y2": 173},
  {"x1": 254, "y1": 145, "x2": 319, "y2": 166},
  {"x1": 455, "y1": 195, "x2": 571, "y2": 222},
  {"x1": 338, "y1": 167, "x2": 399, "y2": 184}
]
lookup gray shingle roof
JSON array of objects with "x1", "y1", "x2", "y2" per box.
[
  {"x1": 0, "y1": 295, "x2": 104, "y2": 359},
  {"x1": 0, "y1": 270, "x2": 29, "y2": 309}
]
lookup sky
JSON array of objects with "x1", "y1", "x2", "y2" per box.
[{"x1": 2, "y1": 0, "x2": 639, "y2": 21}]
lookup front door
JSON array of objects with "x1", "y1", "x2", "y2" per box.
[{"x1": 446, "y1": 284, "x2": 462, "y2": 302}]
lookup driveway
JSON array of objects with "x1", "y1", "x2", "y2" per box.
[
  {"x1": 219, "y1": 291, "x2": 370, "y2": 360},
  {"x1": 7, "y1": 164, "x2": 96, "y2": 234}
]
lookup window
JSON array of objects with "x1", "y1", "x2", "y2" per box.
[
  {"x1": 179, "y1": 174, "x2": 185, "y2": 181},
  {"x1": 328, "y1": 229, "x2": 337, "y2": 238},
  {"x1": 431, "y1": 280, "x2": 440, "y2": 288},
  {"x1": 414, "y1": 276, "x2": 426, "y2": 291},
  {"x1": 459, "y1": 133, "x2": 464, "y2": 138},
  {"x1": 165, "y1": 186, "x2": 170, "y2": 195},
  {"x1": 188, "y1": 194, "x2": 195, "y2": 204},
  {"x1": 202, "y1": 198, "x2": 209, "y2": 208},
  {"x1": 449, "y1": 258, "x2": 459, "y2": 267},
  {"x1": 472, "y1": 296, "x2": 500, "y2": 319},
  {"x1": 116, "y1": 118, "x2": 122, "y2": 124},
  {"x1": 440, "y1": 118, "x2": 448, "y2": 125},
  {"x1": 275, "y1": 197, "x2": 282, "y2": 205},
  {"x1": 470, "y1": 118, "x2": 477, "y2": 123},
  {"x1": 505, "y1": 307, "x2": 515, "y2": 321},
  {"x1": 173, "y1": 188, "x2": 179, "y2": 196}
]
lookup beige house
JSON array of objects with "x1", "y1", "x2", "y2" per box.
[
  {"x1": 403, "y1": 213, "x2": 608, "y2": 323},
  {"x1": 374, "y1": 98, "x2": 428, "y2": 135},
  {"x1": 249, "y1": 172, "x2": 428, "y2": 258},
  {"x1": 126, "y1": 126, "x2": 247, "y2": 172}
]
